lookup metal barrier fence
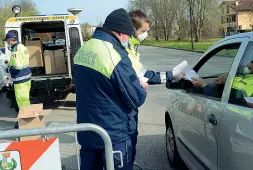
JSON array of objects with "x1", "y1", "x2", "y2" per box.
[{"x1": 0, "y1": 123, "x2": 123, "y2": 170}]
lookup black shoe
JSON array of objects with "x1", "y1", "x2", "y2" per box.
[{"x1": 14, "y1": 122, "x2": 19, "y2": 129}]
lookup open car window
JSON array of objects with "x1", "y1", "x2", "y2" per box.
[
  {"x1": 189, "y1": 43, "x2": 241, "y2": 100},
  {"x1": 197, "y1": 43, "x2": 241, "y2": 78}
]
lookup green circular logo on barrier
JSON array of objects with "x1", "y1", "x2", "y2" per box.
[{"x1": 0, "y1": 158, "x2": 17, "y2": 170}]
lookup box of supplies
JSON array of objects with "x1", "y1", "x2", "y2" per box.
[
  {"x1": 54, "y1": 49, "x2": 68, "y2": 74},
  {"x1": 17, "y1": 104, "x2": 51, "y2": 141},
  {"x1": 44, "y1": 50, "x2": 57, "y2": 74},
  {"x1": 44, "y1": 50, "x2": 67, "y2": 75},
  {"x1": 25, "y1": 40, "x2": 44, "y2": 68}
]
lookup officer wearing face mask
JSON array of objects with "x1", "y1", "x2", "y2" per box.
[
  {"x1": 125, "y1": 10, "x2": 185, "y2": 163},
  {"x1": 231, "y1": 60, "x2": 253, "y2": 101},
  {"x1": 126, "y1": 10, "x2": 185, "y2": 84},
  {"x1": 74, "y1": 8, "x2": 147, "y2": 170}
]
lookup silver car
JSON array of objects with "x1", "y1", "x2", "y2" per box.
[{"x1": 165, "y1": 33, "x2": 253, "y2": 170}]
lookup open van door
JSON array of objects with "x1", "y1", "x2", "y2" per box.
[{"x1": 65, "y1": 19, "x2": 82, "y2": 79}]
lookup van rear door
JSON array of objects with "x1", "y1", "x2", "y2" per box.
[{"x1": 66, "y1": 24, "x2": 82, "y2": 79}]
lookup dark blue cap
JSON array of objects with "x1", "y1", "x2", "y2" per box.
[
  {"x1": 251, "y1": 60, "x2": 253, "y2": 64},
  {"x1": 103, "y1": 8, "x2": 134, "y2": 36},
  {"x1": 4, "y1": 32, "x2": 17, "y2": 41}
]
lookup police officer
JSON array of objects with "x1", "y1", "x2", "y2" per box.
[
  {"x1": 126, "y1": 10, "x2": 185, "y2": 162},
  {"x1": 4, "y1": 32, "x2": 31, "y2": 112},
  {"x1": 231, "y1": 60, "x2": 253, "y2": 106},
  {"x1": 127, "y1": 10, "x2": 185, "y2": 84},
  {"x1": 74, "y1": 8, "x2": 147, "y2": 170}
]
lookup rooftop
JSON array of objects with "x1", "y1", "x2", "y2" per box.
[{"x1": 221, "y1": 0, "x2": 253, "y2": 12}]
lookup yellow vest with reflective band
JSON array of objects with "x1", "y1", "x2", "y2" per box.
[
  {"x1": 232, "y1": 74, "x2": 253, "y2": 97},
  {"x1": 9, "y1": 43, "x2": 31, "y2": 84},
  {"x1": 74, "y1": 39, "x2": 121, "y2": 78},
  {"x1": 126, "y1": 36, "x2": 143, "y2": 75}
]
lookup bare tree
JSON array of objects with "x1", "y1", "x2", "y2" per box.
[
  {"x1": 175, "y1": 0, "x2": 189, "y2": 41},
  {"x1": 187, "y1": 0, "x2": 218, "y2": 42},
  {"x1": 127, "y1": 0, "x2": 221, "y2": 42}
]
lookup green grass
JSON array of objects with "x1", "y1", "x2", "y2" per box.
[{"x1": 142, "y1": 39, "x2": 221, "y2": 52}]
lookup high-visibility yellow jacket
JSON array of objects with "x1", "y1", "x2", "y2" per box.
[
  {"x1": 9, "y1": 42, "x2": 31, "y2": 84},
  {"x1": 126, "y1": 36, "x2": 173, "y2": 84},
  {"x1": 232, "y1": 74, "x2": 253, "y2": 97}
]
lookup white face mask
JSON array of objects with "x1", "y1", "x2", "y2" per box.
[
  {"x1": 137, "y1": 31, "x2": 148, "y2": 42},
  {"x1": 243, "y1": 66, "x2": 251, "y2": 74}
]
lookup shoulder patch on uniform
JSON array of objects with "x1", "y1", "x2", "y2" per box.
[
  {"x1": 24, "y1": 50, "x2": 29, "y2": 54},
  {"x1": 12, "y1": 54, "x2": 16, "y2": 58}
]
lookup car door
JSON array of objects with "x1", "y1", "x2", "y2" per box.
[
  {"x1": 173, "y1": 37, "x2": 249, "y2": 170},
  {"x1": 219, "y1": 41, "x2": 253, "y2": 170}
]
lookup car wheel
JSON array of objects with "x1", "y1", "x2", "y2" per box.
[{"x1": 166, "y1": 122, "x2": 180, "y2": 168}]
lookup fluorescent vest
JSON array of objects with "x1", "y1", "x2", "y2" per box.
[
  {"x1": 126, "y1": 36, "x2": 143, "y2": 75},
  {"x1": 232, "y1": 74, "x2": 253, "y2": 97},
  {"x1": 9, "y1": 43, "x2": 31, "y2": 84}
]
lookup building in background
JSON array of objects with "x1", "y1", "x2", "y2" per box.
[{"x1": 220, "y1": 0, "x2": 253, "y2": 36}]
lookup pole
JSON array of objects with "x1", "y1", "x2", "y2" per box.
[{"x1": 189, "y1": 0, "x2": 194, "y2": 50}]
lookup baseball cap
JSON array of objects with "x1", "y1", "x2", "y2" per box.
[{"x1": 3, "y1": 32, "x2": 17, "y2": 41}]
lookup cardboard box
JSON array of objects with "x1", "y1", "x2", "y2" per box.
[
  {"x1": 44, "y1": 50, "x2": 67, "y2": 75},
  {"x1": 17, "y1": 104, "x2": 51, "y2": 141},
  {"x1": 54, "y1": 49, "x2": 68, "y2": 74},
  {"x1": 25, "y1": 40, "x2": 44, "y2": 68},
  {"x1": 44, "y1": 50, "x2": 57, "y2": 75}
]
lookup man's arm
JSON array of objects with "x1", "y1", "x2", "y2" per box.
[
  {"x1": 139, "y1": 67, "x2": 174, "y2": 84},
  {"x1": 111, "y1": 57, "x2": 147, "y2": 109},
  {"x1": 203, "y1": 84, "x2": 219, "y2": 98}
]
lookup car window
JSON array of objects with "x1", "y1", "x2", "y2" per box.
[
  {"x1": 197, "y1": 44, "x2": 240, "y2": 78},
  {"x1": 229, "y1": 42, "x2": 253, "y2": 108},
  {"x1": 190, "y1": 43, "x2": 241, "y2": 100}
]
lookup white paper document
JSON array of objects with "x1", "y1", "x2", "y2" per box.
[
  {"x1": 173, "y1": 60, "x2": 199, "y2": 81},
  {"x1": 139, "y1": 76, "x2": 149, "y2": 83},
  {"x1": 185, "y1": 70, "x2": 199, "y2": 81},
  {"x1": 173, "y1": 60, "x2": 190, "y2": 73}
]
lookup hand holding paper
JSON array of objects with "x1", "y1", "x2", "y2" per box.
[
  {"x1": 173, "y1": 60, "x2": 199, "y2": 81},
  {"x1": 139, "y1": 77, "x2": 149, "y2": 90}
]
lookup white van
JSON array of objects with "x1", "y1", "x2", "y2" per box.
[{"x1": 2, "y1": 8, "x2": 83, "y2": 100}]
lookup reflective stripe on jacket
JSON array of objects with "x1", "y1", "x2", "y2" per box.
[{"x1": 9, "y1": 43, "x2": 31, "y2": 84}]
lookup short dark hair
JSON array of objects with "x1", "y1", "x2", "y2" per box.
[{"x1": 129, "y1": 10, "x2": 149, "y2": 30}]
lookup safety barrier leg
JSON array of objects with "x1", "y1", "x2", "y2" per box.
[{"x1": 0, "y1": 123, "x2": 117, "y2": 170}]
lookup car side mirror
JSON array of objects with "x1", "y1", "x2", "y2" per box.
[{"x1": 166, "y1": 79, "x2": 193, "y2": 91}]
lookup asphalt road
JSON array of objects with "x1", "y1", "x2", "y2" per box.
[{"x1": 0, "y1": 46, "x2": 204, "y2": 170}]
